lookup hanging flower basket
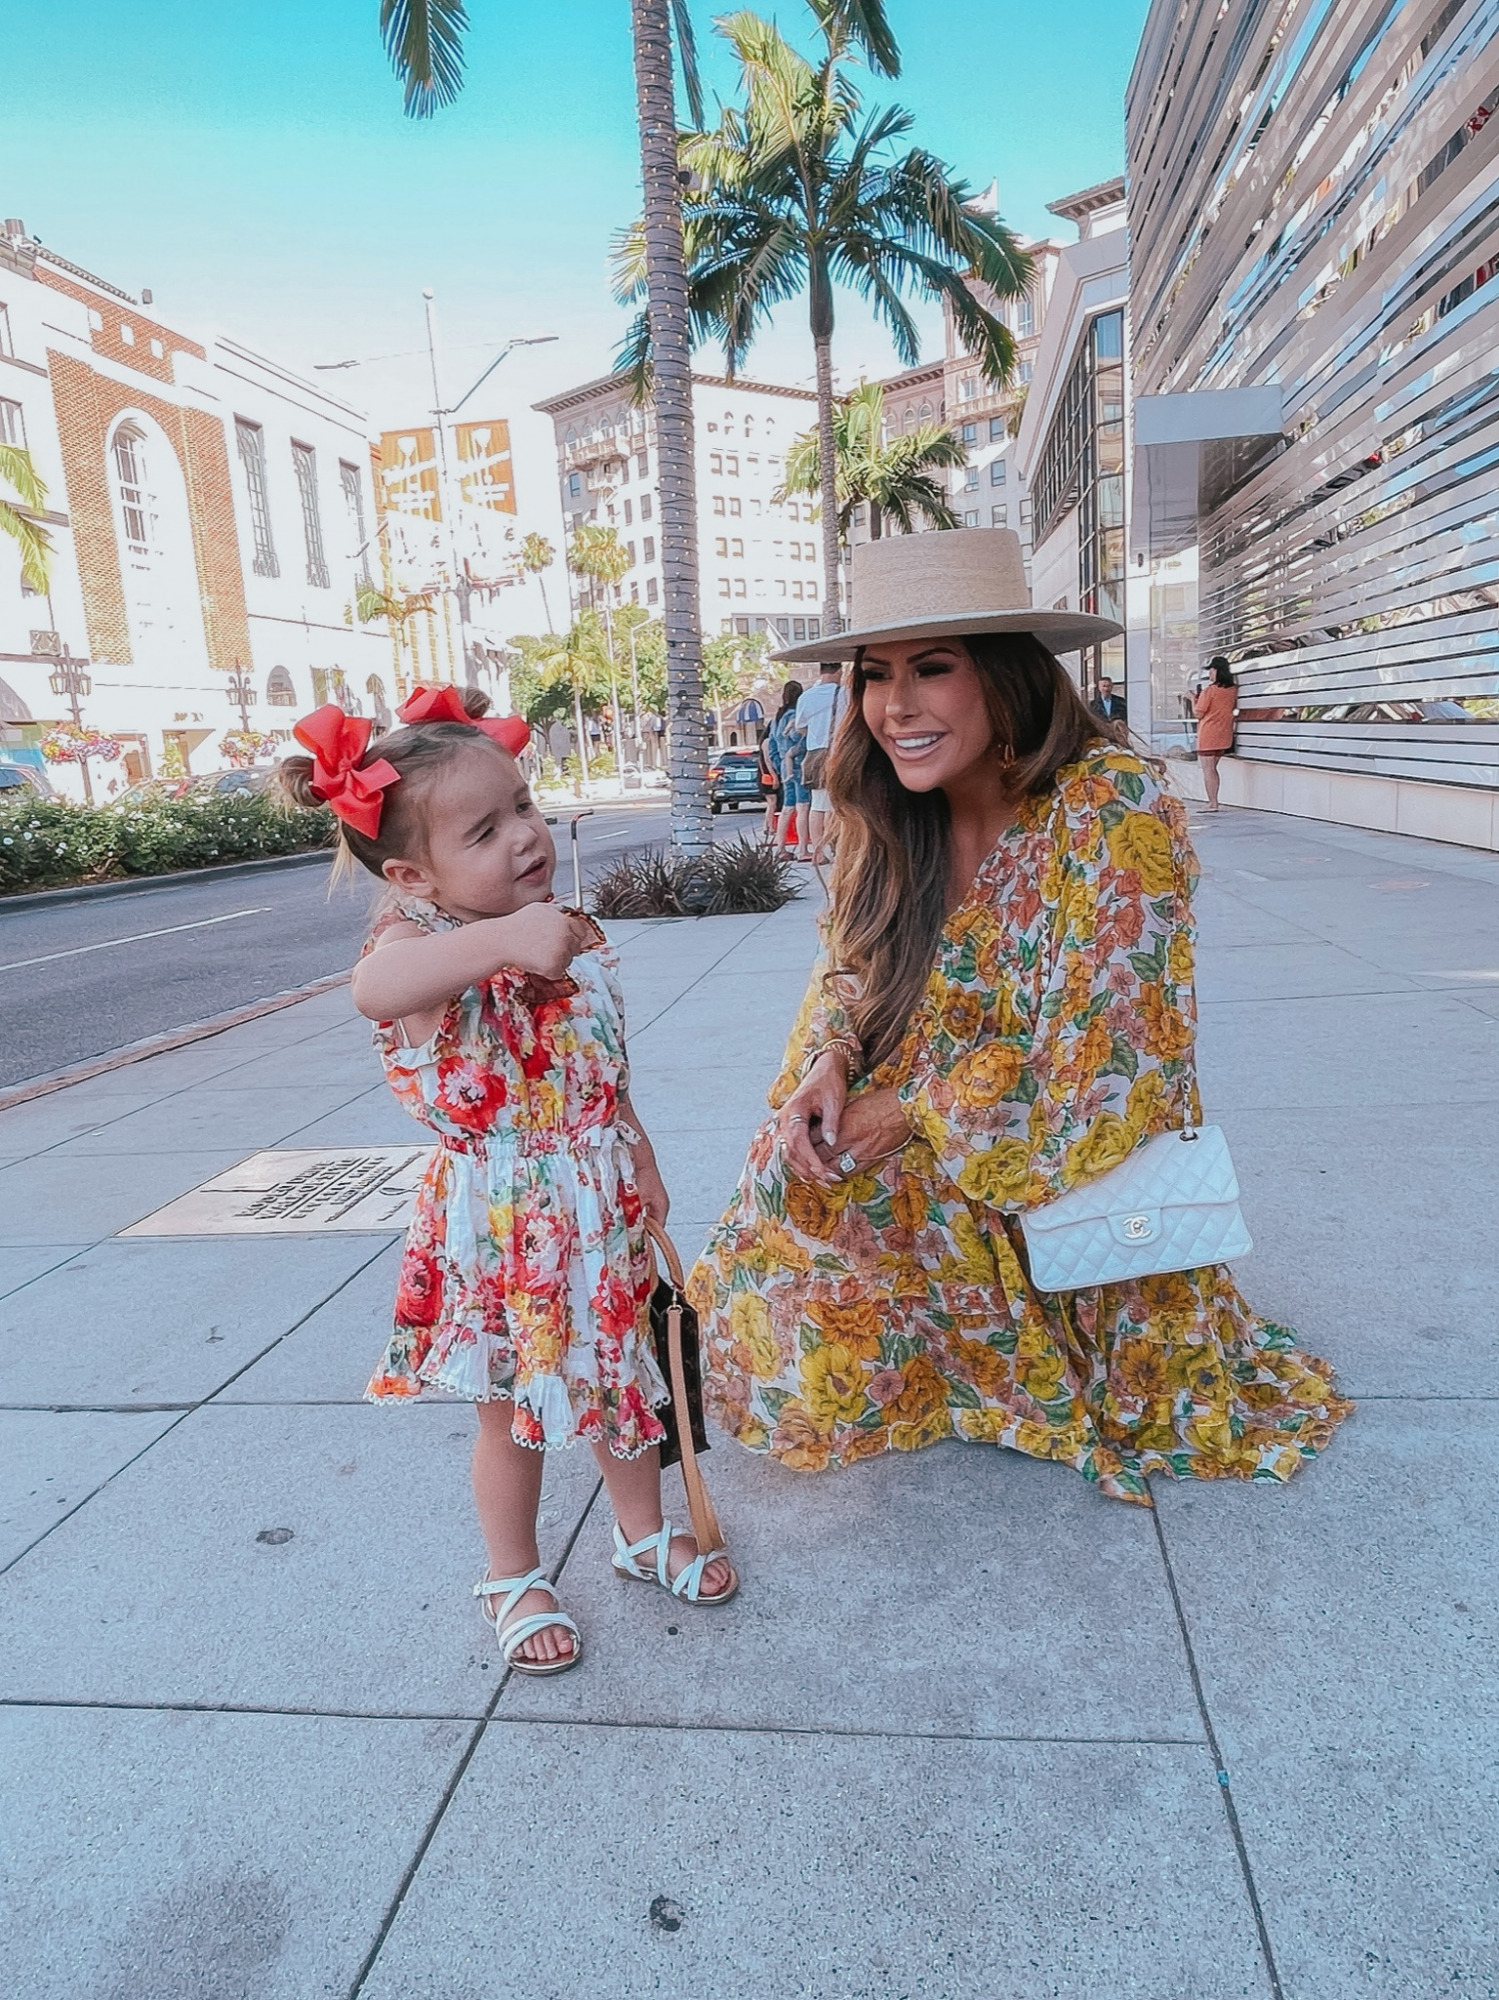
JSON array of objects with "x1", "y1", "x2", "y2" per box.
[
  {"x1": 219, "y1": 729, "x2": 278, "y2": 768},
  {"x1": 41, "y1": 726, "x2": 123, "y2": 765}
]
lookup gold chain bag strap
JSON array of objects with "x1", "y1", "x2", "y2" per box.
[{"x1": 644, "y1": 1217, "x2": 725, "y2": 1560}]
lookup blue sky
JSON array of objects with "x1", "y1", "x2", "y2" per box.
[{"x1": 1, "y1": 0, "x2": 1148, "y2": 529}]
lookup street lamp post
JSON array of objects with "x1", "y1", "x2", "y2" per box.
[
  {"x1": 626, "y1": 621, "x2": 645, "y2": 766},
  {"x1": 48, "y1": 645, "x2": 94, "y2": 805},
  {"x1": 225, "y1": 664, "x2": 256, "y2": 734}
]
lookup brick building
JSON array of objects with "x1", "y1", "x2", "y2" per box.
[{"x1": 0, "y1": 219, "x2": 390, "y2": 793}]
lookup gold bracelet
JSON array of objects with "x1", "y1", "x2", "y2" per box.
[{"x1": 802, "y1": 1035, "x2": 861, "y2": 1084}]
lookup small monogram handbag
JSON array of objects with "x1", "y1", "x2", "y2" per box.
[{"x1": 1019, "y1": 1118, "x2": 1253, "y2": 1293}]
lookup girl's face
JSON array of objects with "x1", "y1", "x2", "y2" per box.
[
  {"x1": 382, "y1": 741, "x2": 556, "y2": 921},
  {"x1": 858, "y1": 639, "x2": 999, "y2": 795}
]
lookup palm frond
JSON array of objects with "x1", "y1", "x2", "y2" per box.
[
  {"x1": 806, "y1": 0, "x2": 902, "y2": 77},
  {"x1": 378, "y1": 0, "x2": 468, "y2": 118},
  {"x1": 0, "y1": 443, "x2": 47, "y2": 513},
  {"x1": 610, "y1": 220, "x2": 649, "y2": 306},
  {"x1": 670, "y1": 0, "x2": 706, "y2": 128},
  {"x1": 0, "y1": 502, "x2": 53, "y2": 594}
]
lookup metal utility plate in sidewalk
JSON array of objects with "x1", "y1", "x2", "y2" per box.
[{"x1": 119, "y1": 1147, "x2": 428, "y2": 1236}]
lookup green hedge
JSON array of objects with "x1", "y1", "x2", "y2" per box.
[{"x1": 0, "y1": 792, "x2": 335, "y2": 895}]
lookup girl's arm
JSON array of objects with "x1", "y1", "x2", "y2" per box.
[
  {"x1": 619, "y1": 1089, "x2": 669, "y2": 1225},
  {"x1": 351, "y1": 903, "x2": 596, "y2": 1023}
]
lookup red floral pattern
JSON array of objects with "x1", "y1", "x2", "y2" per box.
[{"x1": 364, "y1": 897, "x2": 667, "y2": 1458}]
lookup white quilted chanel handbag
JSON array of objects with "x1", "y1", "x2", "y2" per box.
[{"x1": 1020, "y1": 1121, "x2": 1252, "y2": 1292}]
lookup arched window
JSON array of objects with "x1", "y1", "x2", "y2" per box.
[
  {"x1": 366, "y1": 675, "x2": 392, "y2": 729},
  {"x1": 107, "y1": 413, "x2": 208, "y2": 678},
  {"x1": 266, "y1": 666, "x2": 296, "y2": 707}
]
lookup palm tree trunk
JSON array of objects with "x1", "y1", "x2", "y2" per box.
[
  {"x1": 811, "y1": 318, "x2": 842, "y2": 637},
  {"x1": 538, "y1": 572, "x2": 554, "y2": 632},
  {"x1": 631, "y1": 0, "x2": 712, "y2": 851}
]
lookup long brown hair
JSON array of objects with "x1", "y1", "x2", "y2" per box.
[
  {"x1": 825, "y1": 631, "x2": 1105, "y2": 1070},
  {"x1": 276, "y1": 685, "x2": 501, "y2": 882}
]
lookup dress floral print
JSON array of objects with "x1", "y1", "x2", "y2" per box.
[
  {"x1": 365, "y1": 897, "x2": 668, "y2": 1459},
  {"x1": 688, "y1": 746, "x2": 1351, "y2": 1503}
]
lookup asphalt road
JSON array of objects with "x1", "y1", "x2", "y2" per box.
[{"x1": 0, "y1": 798, "x2": 673, "y2": 1087}]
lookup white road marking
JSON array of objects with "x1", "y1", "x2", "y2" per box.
[{"x1": 0, "y1": 907, "x2": 273, "y2": 973}]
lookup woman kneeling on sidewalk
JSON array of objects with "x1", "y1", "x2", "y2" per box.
[{"x1": 688, "y1": 532, "x2": 1350, "y2": 1503}]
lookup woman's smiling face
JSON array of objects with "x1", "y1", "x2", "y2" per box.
[{"x1": 858, "y1": 639, "x2": 997, "y2": 794}]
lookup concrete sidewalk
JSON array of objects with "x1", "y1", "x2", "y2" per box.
[{"x1": 0, "y1": 808, "x2": 1495, "y2": 1999}]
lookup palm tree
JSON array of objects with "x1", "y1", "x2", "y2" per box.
[
  {"x1": 517, "y1": 530, "x2": 557, "y2": 631},
  {"x1": 0, "y1": 444, "x2": 52, "y2": 594},
  {"x1": 535, "y1": 612, "x2": 613, "y2": 787},
  {"x1": 619, "y1": 9, "x2": 1031, "y2": 631},
  {"x1": 780, "y1": 379, "x2": 964, "y2": 542},
  {"x1": 356, "y1": 581, "x2": 437, "y2": 693},
  {"x1": 378, "y1": 0, "x2": 900, "y2": 846}
]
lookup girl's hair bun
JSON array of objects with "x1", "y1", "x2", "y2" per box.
[
  {"x1": 275, "y1": 755, "x2": 324, "y2": 812},
  {"x1": 458, "y1": 686, "x2": 492, "y2": 720}
]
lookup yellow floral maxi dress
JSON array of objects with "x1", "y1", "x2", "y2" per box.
[{"x1": 687, "y1": 746, "x2": 1352, "y2": 1504}]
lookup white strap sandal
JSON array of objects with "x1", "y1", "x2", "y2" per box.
[
  {"x1": 474, "y1": 1567, "x2": 582, "y2": 1675},
  {"x1": 611, "y1": 1521, "x2": 738, "y2": 1606}
]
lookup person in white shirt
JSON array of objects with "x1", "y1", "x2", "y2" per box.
[{"x1": 793, "y1": 661, "x2": 845, "y2": 864}]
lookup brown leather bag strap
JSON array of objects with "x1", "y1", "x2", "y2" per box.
[{"x1": 645, "y1": 1217, "x2": 725, "y2": 1557}]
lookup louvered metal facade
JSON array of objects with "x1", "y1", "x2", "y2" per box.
[{"x1": 1127, "y1": 0, "x2": 1499, "y2": 796}]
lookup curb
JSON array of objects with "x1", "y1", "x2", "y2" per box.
[
  {"x1": 0, "y1": 971, "x2": 352, "y2": 1112},
  {"x1": 0, "y1": 846, "x2": 334, "y2": 914}
]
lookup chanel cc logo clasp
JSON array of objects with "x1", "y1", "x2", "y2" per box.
[{"x1": 1121, "y1": 1214, "x2": 1154, "y2": 1242}]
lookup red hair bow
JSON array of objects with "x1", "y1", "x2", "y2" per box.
[
  {"x1": 397, "y1": 684, "x2": 531, "y2": 757},
  {"x1": 291, "y1": 706, "x2": 400, "y2": 840}
]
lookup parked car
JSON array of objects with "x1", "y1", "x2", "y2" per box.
[
  {"x1": 708, "y1": 748, "x2": 767, "y2": 813},
  {"x1": 186, "y1": 768, "x2": 278, "y2": 798},
  {"x1": 0, "y1": 761, "x2": 45, "y2": 796}
]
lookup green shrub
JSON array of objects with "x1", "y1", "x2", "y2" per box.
[
  {"x1": 0, "y1": 791, "x2": 334, "y2": 895},
  {"x1": 590, "y1": 837, "x2": 799, "y2": 919}
]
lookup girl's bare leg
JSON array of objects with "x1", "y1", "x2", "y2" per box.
[
  {"x1": 795, "y1": 800, "x2": 812, "y2": 858},
  {"x1": 473, "y1": 1400, "x2": 574, "y2": 1664},
  {"x1": 592, "y1": 1442, "x2": 734, "y2": 1597}
]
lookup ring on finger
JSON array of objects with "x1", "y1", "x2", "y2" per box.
[
  {"x1": 786, "y1": 1113, "x2": 808, "y2": 1125},
  {"x1": 836, "y1": 1149, "x2": 858, "y2": 1176}
]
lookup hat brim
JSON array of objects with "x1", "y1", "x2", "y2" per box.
[{"x1": 771, "y1": 606, "x2": 1123, "y2": 664}]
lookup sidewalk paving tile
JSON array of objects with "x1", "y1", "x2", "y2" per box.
[
  {"x1": 1197, "y1": 988, "x2": 1499, "y2": 1109},
  {"x1": 1194, "y1": 939, "x2": 1418, "y2": 1003},
  {"x1": 215, "y1": 1242, "x2": 401, "y2": 1402},
  {"x1": 0, "y1": 1147, "x2": 249, "y2": 1244},
  {"x1": 51, "y1": 1082, "x2": 377, "y2": 1156},
  {"x1": 1217, "y1": 1102, "x2": 1499, "y2": 1396},
  {"x1": 358, "y1": 1726, "x2": 1270, "y2": 2000},
  {"x1": 0, "y1": 1082, "x2": 170, "y2": 1163},
  {"x1": 0, "y1": 1236, "x2": 389, "y2": 1407},
  {"x1": 0, "y1": 1402, "x2": 597, "y2": 1716},
  {"x1": 0, "y1": 1706, "x2": 468, "y2": 2000},
  {"x1": 502, "y1": 1437, "x2": 1203, "y2": 1741},
  {"x1": 1155, "y1": 1401, "x2": 1499, "y2": 2000},
  {"x1": 0, "y1": 1409, "x2": 180, "y2": 1568},
  {"x1": 0, "y1": 1244, "x2": 90, "y2": 1302},
  {"x1": 275, "y1": 1083, "x2": 436, "y2": 1150}
]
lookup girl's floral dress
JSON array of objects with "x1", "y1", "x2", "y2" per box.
[
  {"x1": 365, "y1": 897, "x2": 669, "y2": 1459},
  {"x1": 688, "y1": 745, "x2": 1352, "y2": 1504}
]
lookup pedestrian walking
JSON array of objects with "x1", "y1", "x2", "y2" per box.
[
  {"x1": 1193, "y1": 658, "x2": 1238, "y2": 811},
  {"x1": 689, "y1": 531, "x2": 1349, "y2": 1503},
  {"x1": 280, "y1": 685, "x2": 735, "y2": 1675},
  {"x1": 795, "y1": 661, "x2": 847, "y2": 863},
  {"x1": 1088, "y1": 675, "x2": 1128, "y2": 731},
  {"x1": 767, "y1": 679, "x2": 812, "y2": 859}
]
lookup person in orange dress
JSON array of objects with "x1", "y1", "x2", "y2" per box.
[{"x1": 1193, "y1": 657, "x2": 1239, "y2": 810}]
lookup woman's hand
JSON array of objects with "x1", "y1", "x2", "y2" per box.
[
  {"x1": 815, "y1": 1087, "x2": 912, "y2": 1179},
  {"x1": 633, "y1": 1151, "x2": 670, "y2": 1229},
  {"x1": 777, "y1": 1051, "x2": 848, "y2": 1186}
]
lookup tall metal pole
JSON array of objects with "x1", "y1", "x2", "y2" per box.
[
  {"x1": 627, "y1": 622, "x2": 644, "y2": 762},
  {"x1": 422, "y1": 288, "x2": 476, "y2": 688}
]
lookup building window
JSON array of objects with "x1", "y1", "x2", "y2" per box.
[
  {"x1": 989, "y1": 415, "x2": 1006, "y2": 441},
  {"x1": 719, "y1": 577, "x2": 731, "y2": 597},
  {"x1": 112, "y1": 425, "x2": 151, "y2": 552},
  {"x1": 712, "y1": 495, "x2": 725, "y2": 515},
  {"x1": 623, "y1": 497, "x2": 633, "y2": 525},
  {"x1": 964, "y1": 509, "x2": 981, "y2": 527},
  {"x1": 710, "y1": 452, "x2": 723, "y2": 474},
  {"x1": 568, "y1": 471, "x2": 582, "y2": 497},
  {"x1": 646, "y1": 577, "x2": 658, "y2": 603},
  {"x1": 726, "y1": 454, "x2": 739, "y2": 476},
  {"x1": 0, "y1": 303, "x2": 11, "y2": 358},
  {"x1": 1018, "y1": 361, "x2": 1033, "y2": 384},
  {"x1": 990, "y1": 459, "x2": 1007, "y2": 486},
  {"x1": 292, "y1": 442, "x2": 330, "y2": 588},
  {"x1": 0, "y1": 397, "x2": 24, "y2": 448},
  {"x1": 339, "y1": 460, "x2": 371, "y2": 583},
  {"x1": 627, "y1": 541, "x2": 637, "y2": 565},
  {"x1": 643, "y1": 536, "x2": 655, "y2": 561},
  {"x1": 964, "y1": 467, "x2": 980, "y2": 492},
  {"x1": 734, "y1": 578, "x2": 746, "y2": 598},
  {"x1": 637, "y1": 451, "x2": 648, "y2": 476},
  {"x1": 1016, "y1": 297, "x2": 1035, "y2": 339},
  {"x1": 1020, "y1": 496, "x2": 1033, "y2": 524},
  {"x1": 150, "y1": 338, "x2": 164, "y2": 360},
  {"x1": 715, "y1": 536, "x2": 728, "y2": 557},
  {"x1": 266, "y1": 665, "x2": 297, "y2": 706},
  {"x1": 640, "y1": 493, "x2": 653, "y2": 521},
  {"x1": 961, "y1": 422, "x2": 977, "y2": 444},
  {"x1": 991, "y1": 504, "x2": 1008, "y2": 526},
  {"x1": 366, "y1": 674, "x2": 392, "y2": 728},
  {"x1": 119, "y1": 322, "x2": 135, "y2": 346},
  {"x1": 729, "y1": 496, "x2": 741, "y2": 517},
  {"x1": 730, "y1": 537, "x2": 744, "y2": 559},
  {"x1": 959, "y1": 375, "x2": 978, "y2": 401}
]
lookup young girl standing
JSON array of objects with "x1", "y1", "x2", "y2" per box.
[{"x1": 280, "y1": 689, "x2": 735, "y2": 1675}]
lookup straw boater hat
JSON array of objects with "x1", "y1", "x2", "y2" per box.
[{"x1": 772, "y1": 527, "x2": 1123, "y2": 663}]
